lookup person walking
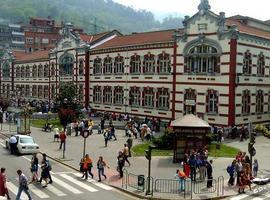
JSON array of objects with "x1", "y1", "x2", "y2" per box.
[
  {"x1": 126, "y1": 134, "x2": 133, "y2": 157},
  {"x1": 123, "y1": 144, "x2": 131, "y2": 166},
  {"x1": 30, "y1": 153, "x2": 39, "y2": 183},
  {"x1": 0, "y1": 168, "x2": 11, "y2": 200},
  {"x1": 253, "y1": 159, "x2": 259, "y2": 177},
  {"x1": 74, "y1": 121, "x2": 79, "y2": 136},
  {"x1": 39, "y1": 154, "x2": 52, "y2": 184},
  {"x1": 227, "y1": 160, "x2": 236, "y2": 186},
  {"x1": 110, "y1": 125, "x2": 117, "y2": 140},
  {"x1": 97, "y1": 156, "x2": 109, "y2": 182},
  {"x1": 103, "y1": 129, "x2": 109, "y2": 147},
  {"x1": 59, "y1": 130, "x2": 66, "y2": 150},
  {"x1": 206, "y1": 160, "x2": 213, "y2": 188},
  {"x1": 16, "y1": 170, "x2": 32, "y2": 200},
  {"x1": 188, "y1": 154, "x2": 197, "y2": 182},
  {"x1": 82, "y1": 154, "x2": 94, "y2": 179},
  {"x1": 235, "y1": 159, "x2": 243, "y2": 185},
  {"x1": 117, "y1": 151, "x2": 125, "y2": 178},
  {"x1": 9, "y1": 135, "x2": 17, "y2": 155}
]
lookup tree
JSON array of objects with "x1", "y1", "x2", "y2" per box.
[
  {"x1": 56, "y1": 82, "x2": 82, "y2": 127},
  {"x1": 0, "y1": 97, "x2": 10, "y2": 111}
]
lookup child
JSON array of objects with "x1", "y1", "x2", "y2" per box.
[{"x1": 253, "y1": 159, "x2": 259, "y2": 177}]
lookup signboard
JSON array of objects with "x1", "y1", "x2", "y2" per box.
[{"x1": 82, "y1": 130, "x2": 90, "y2": 138}]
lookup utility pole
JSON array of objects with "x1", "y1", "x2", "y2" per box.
[
  {"x1": 145, "y1": 144, "x2": 155, "y2": 196},
  {"x1": 248, "y1": 123, "x2": 256, "y2": 171}
]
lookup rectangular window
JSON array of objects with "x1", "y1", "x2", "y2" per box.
[
  {"x1": 144, "y1": 89, "x2": 154, "y2": 108},
  {"x1": 208, "y1": 92, "x2": 218, "y2": 114},
  {"x1": 158, "y1": 89, "x2": 169, "y2": 109},
  {"x1": 130, "y1": 55, "x2": 141, "y2": 74},
  {"x1": 44, "y1": 86, "x2": 49, "y2": 98},
  {"x1": 38, "y1": 86, "x2": 43, "y2": 98},
  {"x1": 94, "y1": 86, "x2": 101, "y2": 103},
  {"x1": 130, "y1": 88, "x2": 140, "y2": 107},
  {"x1": 144, "y1": 55, "x2": 155, "y2": 73},
  {"x1": 32, "y1": 85, "x2": 37, "y2": 97},
  {"x1": 198, "y1": 23, "x2": 207, "y2": 31},
  {"x1": 42, "y1": 38, "x2": 49, "y2": 44},
  {"x1": 26, "y1": 85, "x2": 30, "y2": 96},
  {"x1": 26, "y1": 37, "x2": 33, "y2": 44},
  {"x1": 93, "y1": 58, "x2": 102, "y2": 75},
  {"x1": 115, "y1": 57, "x2": 124, "y2": 74}
]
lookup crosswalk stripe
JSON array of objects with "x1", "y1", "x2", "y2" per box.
[
  {"x1": 60, "y1": 174, "x2": 98, "y2": 192},
  {"x1": 252, "y1": 198, "x2": 265, "y2": 200},
  {"x1": 73, "y1": 173, "x2": 113, "y2": 190},
  {"x1": 28, "y1": 184, "x2": 50, "y2": 199},
  {"x1": 50, "y1": 175, "x2": 82, "y2": 194},
  {"x1": 6, "y1": 182, "x2": 28, "y2": 200},
  {"x1": 46, "y1": 184, "x2": 67, "y2": 197},
  {"x1": 230, "y1": 194, "x2": 249, "y2": 200}
]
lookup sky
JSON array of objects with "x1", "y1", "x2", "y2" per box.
[{"x1": 112, "y1": 0, "x2": 270, "y2": 21}]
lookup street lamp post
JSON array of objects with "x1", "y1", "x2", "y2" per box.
[
  {"x1": 82, "y1": 129, "x2": 90, "y2": 158},
  {"x1": 145, "y1": 144, "x2": 155, "y2": 196}
]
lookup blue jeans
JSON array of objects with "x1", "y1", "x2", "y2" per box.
[
  {"x1": 16, "y1": 185, "x2": 32, "y2": 200},
  {"x1": 98, "y1": 167, "x2": 107, "y2": 181},
  {"x1": 179, "y1": 178, "x2": 185, "y2": 191}
]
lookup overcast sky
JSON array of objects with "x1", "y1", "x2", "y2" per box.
[{"x1": 112, "y1": 0, "x2": 270, "y2": 21}]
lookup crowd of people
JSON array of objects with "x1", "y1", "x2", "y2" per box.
[{"x1": 226, "y1": 151, "x2": 259, "y2": 194}]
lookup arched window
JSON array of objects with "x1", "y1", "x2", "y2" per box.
[
  {"x1": 114, "y1": 55, "x2": 124, "y2": 74},
  {"x1": 16, "y1": 66, "x2": 21, "y2": 78},
  {"x1": 44, "y1": 64, "x2": 49, "y2": 77},
  {"x1": 21, "y1": 65, "x2": 25, "y2": 78},
  {"x1": 59, "y1": 53, "x2": 74, "y2": 76},
  {"x1": 130, "y1": 54, "x2": 141, "y2": 74},
  {"x1": 32, "y1": 65, "x2": 37, "y2": 78},
  {"x1": 2, "y1": 62, "x2": 10, "y2": 78},
  {"x1": 51, "y1": 63, "x2": 55, "y2": 77},
  {"x1": 38, "y1": 64, "x2": 43, "y2": 77},
  {"x1": 242, "y1": 90, "x2": 250, "y2": 114},
  {"x1": 185, "y1": 44, "x2": 220, "y2": 74},
  {"x1": 243, "y1": 50, "x2": 252, "y2": 75},
  {"x1": 78, "y1": 59, "x2": 84, "y2": 75},
  {"x1": 26, "y1": 65, "x2": 30, "y2": 78},
  {"x1": 103, "y1": 56, "x2": 112, "y2": 74},
  {"x1": 158, "y1": 52, "x2": 171, "y2": 73},
  {"x1": 93, "y1": 57, "x2": 102, "y2": 75},
  {"x1": 143, "y1": 53, "x2": 155, "y2": 74},
  {"x1": 257, "y1": 52, "x2": 265, "y2": 76}
]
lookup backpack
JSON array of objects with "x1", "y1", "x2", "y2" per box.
[
  {"x1": 227, "y1": 165, "x2": 233, "y2": 174},
  {"x1": 46, "y1": 160, "x2": 52, "y2": 171}
]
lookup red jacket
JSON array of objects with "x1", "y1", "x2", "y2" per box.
[{"x1": 59, "y1": 132, "x2": 66, "y2": 141}]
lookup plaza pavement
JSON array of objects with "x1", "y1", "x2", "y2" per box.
[{"x1": 2, "y1": 120, "x2": 269, "y2": 199}]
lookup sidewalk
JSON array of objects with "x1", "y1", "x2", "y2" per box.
[{"x1": 0, "y1": 123, "x2": 240, "y2": 199}]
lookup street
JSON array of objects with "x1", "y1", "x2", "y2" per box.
[{"x1": 0, "y1": 139, "x2": 138, "y2": 200}]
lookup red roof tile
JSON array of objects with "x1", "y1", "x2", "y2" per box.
[
  {"x1": 94, "y1": 30, "x2": 177, "y2": 50},
  {"x1": 80, "y1": 31, "x2": 112, "y2": 43},
  {"x1": 14, "y1": 50, "x2": 50, "y2": 62},
  {"x1": 226, "y1": 18, "x2": 270, "y2": 39}
]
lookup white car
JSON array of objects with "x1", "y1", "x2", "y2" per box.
[{"x1": 5, "y1": 135, "x2": 40, "y2": 154}]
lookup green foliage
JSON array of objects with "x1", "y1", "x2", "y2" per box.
[
  {"x1": 132, "y1": 143, "x2": 173, "y2": 157},
  {"x1": 0, "y1": 97, "x2": 10, "y2": 111},
  {"x1": 152, "y1": 128, "x2": 174, "y2": 150},
  {"x1": 0, "y1": 0, "x2": 183, "y2": 34},
  {"x1": 31, "y1": 118, "x2": 63, "y2": 129},
  {"x1": 254, "y1": 124, "x2": 270, "y2": 138},
  {"x1": 208, "y1": 143, "x2": 240, "y2": 158}
]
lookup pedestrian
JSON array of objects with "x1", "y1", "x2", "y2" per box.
[
  {"x1": 97, "y1": 156, "x2": 109, "y2": 182},
  {"x1": 183, "y1": 161, "x2": 191, "y2": 178},
  {"x1": 82, "y1": 154, "x2": 94, "y2": 179},
  {"x1": 117, "y1": 151, "x2": 125, "y2": 178},
  {"x1": 126, "y1": 134, "x2": 133, "y2": 157},
  {"x1": 227, "y1": 160, "x2": 236, "y2": 186},
  {"x1": 9, "y1": 135, "x2": 17, "y2": 155},
  {"x1": 175, "y1": 169, "x2": 187, "y2": 192},
  {"x1": 188, "y1": 154, "x2": 197, "y2": 181},
  {"x1": 98, "y1": 123, "x2": 102, "y2": 134},
  {"x1": 100, "y1": 118, "x2": 105, "y2": 134},
  {"x1": 59, "y1": 130, "x2": 66, "y2": 150},
  {"x1": 198, "y1": 157, "x2": 206, "y2": 181},
  {"x1": 103, "y1": 129, "x2": 109, "y2": 147},
  {"x1": 0, "y1": 168, "x2": 11, "y2": 200},
  {"x1": 206, "y1": 160, "x2": 213, "y2": 188},
  {"x1": 238, "y1": 171, "x2": 245, "y2": 194},
  {"x1": 110, "y1": 125, "x2": 117, "y2": 140},
  {"x1": 74, "y1": 121, "x2": 79, "y2": 136},
  {"x1": 16, "y1": 169, "x2": 32, "y2": 200},
  {"x1": 235, "y1": 159, "x2": 243, "y2": 185},
  {"x1": 253, "y1": 159, "x2": 259, "y2": 177},
  {"x1": 123, "y1": 144, "x2": 131, "y2": 166},
  {"x1": 30, "y1": 153, "x2": 39, "y2": 183},
  {"x1": 39, "y1": 154, "x2": 52, "y2": 184}
]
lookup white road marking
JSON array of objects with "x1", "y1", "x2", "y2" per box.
[
  {"x1": 0, "y1": 139, "x2": 5, "y2": 147},
  {"x1": 50, "y1": 175, "x2": 82, "y2": 194},
  {"x1": 46, "y1": 184, "x2": 66, "y2": 197},
  {"x1": 60, "y1": 174, "x2": 98, "y2": 192},
  {"x1": 252, "y1": 198, "x2": 265, "y2": 200},
  {"x1": 74, "y1": 173, "x2": 113, "y2": 190},
  {"x1": 28, "y1": 184, "x2": 50, "y2": 199},
  {"x1": 230, "y1": 194, "x2": 249, "y2": 200},
  {"x1": 6, "y1": 182, "x2": 28, "y2": 200}
]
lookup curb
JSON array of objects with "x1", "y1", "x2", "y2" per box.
[{"x1": 0, "y1": 132, "x2": 233, "y2": 200}]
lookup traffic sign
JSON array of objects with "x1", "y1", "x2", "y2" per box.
[{"x1": 82, "y1": 130, "x2": 90, "y2": 138}]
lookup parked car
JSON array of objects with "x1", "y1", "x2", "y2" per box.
[{"x1": 5, "y1": 135, "x2": 40, "y2": 155}]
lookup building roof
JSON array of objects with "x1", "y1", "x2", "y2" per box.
[
  {"x1": 13, "y1": 50, "x2": 49, "y2": 62},
  {"x1": 94, "y1": 29, "x2": 177, "y2": 50},
  {"x1": 80, "y1": 31, "x2": 120, "y2": 44},
  {"x1": 170, "y1": 114, "x2": 210, "y2": 128},
  {"x1": 226, "y1": 18, "x2": 270, "y2": 40}
]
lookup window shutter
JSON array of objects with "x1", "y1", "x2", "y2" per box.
[{"x1": 206, "y1": 91, "x2": 209, "y2": 113}]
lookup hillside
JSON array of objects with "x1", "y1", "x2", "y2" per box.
[{"x1": 0, "y1": 0, "x2": 183, "y2": 34}]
